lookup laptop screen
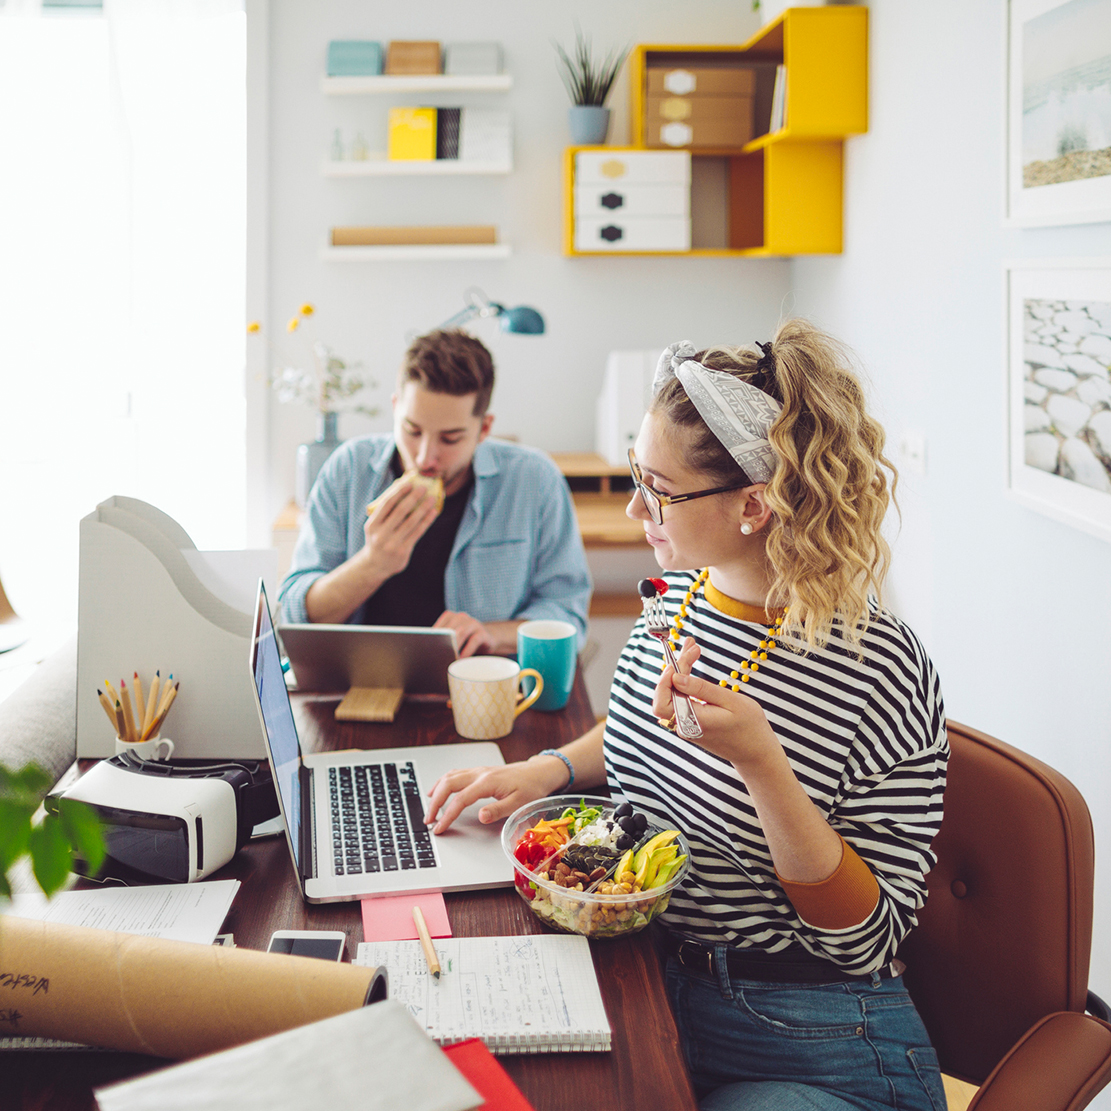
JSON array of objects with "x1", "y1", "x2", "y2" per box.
[{"x1": 252, "y1": 582, "x2": 303, "y2": 873}]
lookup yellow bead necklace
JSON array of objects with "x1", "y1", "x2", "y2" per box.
[{"x1": 663, "y1": 568, "x2": 786, "y2": 691}]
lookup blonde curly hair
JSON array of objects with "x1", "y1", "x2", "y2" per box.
[{"x1": 650, "y1": 319, "x2": 896, "y2": 650}]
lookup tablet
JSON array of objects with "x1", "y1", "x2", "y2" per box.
[{"x1": 277, "y1": 624, "x2": 458, "y2": 695}]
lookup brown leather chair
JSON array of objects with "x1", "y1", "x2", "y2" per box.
[{"x1": 900, "y1": 720, "x2": 1111, "y2": 1110}]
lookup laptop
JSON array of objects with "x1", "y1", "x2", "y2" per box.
[
  {"x1": 277, "y1": 623, "x2": 458, "y2": 696},
  {"x1": 250, "y1": 581, "x2": 513, "y2": 903}
]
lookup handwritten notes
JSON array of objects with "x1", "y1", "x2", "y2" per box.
[{"x1": 354, "y1": 934, "x2": 611, "y2": 1053}]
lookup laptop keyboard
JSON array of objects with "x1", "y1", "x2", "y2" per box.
[{"x1": 328, "y1": 761, "x2": 437, "y2": 875}]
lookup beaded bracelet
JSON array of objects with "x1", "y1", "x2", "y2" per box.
[{"x1": 537, "y1": 748, "x2": 575, "y2": 789}]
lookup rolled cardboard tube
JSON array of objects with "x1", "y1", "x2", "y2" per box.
[{"x1": 0, "y1": 916, "x2": 387, "y2": 1059}]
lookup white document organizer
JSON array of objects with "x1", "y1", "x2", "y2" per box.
[
  {"x1": 574, "y1": 150, "x2": 690, "y2": 252},
  {"x1": 595, "y1": 350, "x2": 660, "y2": 466},
  {"x1": 574, "y1": 215, "x2": 690, "y2": 252},
  {"x1": 77, "y1": 496, "x2": 277, "y2": 759}
]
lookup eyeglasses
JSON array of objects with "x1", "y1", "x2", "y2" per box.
[{"x1": 627, "y1": 449, "x2": 749, "y2": 526}]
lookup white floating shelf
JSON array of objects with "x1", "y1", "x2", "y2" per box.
[
  {"x1": 323, "y1": 158, "x2": 512, "y2": 177},
  {"x1": 320, "y1": 243, "x2": 512, "y2": 262},
  {"x1": 321, "y1": 74, "x2": 512, "y2": 95}
]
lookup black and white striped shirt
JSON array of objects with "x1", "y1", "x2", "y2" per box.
[{"x1": 603, "y1": 569, "x2": 948, "y2": 974}]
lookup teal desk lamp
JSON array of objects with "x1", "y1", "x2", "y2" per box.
[{"x1": 438, "y1": 288, "x2": 545, "y2": 335}]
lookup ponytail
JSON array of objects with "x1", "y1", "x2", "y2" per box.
[{"x1": 761, "y1": 320, "x2": 895, "y2": 650}]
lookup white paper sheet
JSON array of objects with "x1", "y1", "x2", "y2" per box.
[
  {"x1": 92, "y1": 999, "x2": 482, "y2": 1111},
  {"x1": 4, "y1": 879, "x2": 240, "y2": 944}
]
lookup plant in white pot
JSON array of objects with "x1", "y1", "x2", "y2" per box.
[{"x1": 555, "y1": 27, "x2": 630, "y2": 145}]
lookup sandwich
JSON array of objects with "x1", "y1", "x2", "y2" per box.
[{"x1": 366, "y1": 471, "x2": 445, "y2": 516}]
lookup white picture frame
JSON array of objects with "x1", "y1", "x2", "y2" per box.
[
  {"x1": 1007, "y1": 259, "x2": 1111, "y2": 542},
  {"x1": 1007, "y1": 0, "x2": 1111, "y2": 227}
]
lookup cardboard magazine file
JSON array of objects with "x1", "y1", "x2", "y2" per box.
[
  {"x1": 77, "y1": 496, "x2": 277, "y2": 758},
  {"x1": 0, "y1": 916, "x2": 387, "y2": 1059}
]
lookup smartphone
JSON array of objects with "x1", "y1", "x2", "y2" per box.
[{"x1": 266, "y1": 930, "x2": 346, "y2": 961}]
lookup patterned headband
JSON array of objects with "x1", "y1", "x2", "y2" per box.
[{"x1": 651, "y1": 340, "x2": 783, "y2": 484}]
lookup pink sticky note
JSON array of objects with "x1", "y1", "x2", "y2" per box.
[{"x1": 360, "y1": 891, "x2": 452, "y2": 941}]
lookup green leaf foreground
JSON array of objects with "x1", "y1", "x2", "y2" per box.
[{"x1": 0, "y1": 762, "x2": 106, "y2": 899}]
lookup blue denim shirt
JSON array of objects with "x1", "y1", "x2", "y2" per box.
[{"x1": 278, "y1": 435, "x2": 592, "y2": 648}]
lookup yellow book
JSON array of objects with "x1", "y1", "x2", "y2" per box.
[{"x1": 388, "y1": 107, "x2": 436, "y2": 161}]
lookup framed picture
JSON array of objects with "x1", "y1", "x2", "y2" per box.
[
  {"x1": 1007, "y1": 0, "x2": 1111, "y2": 226},
  {"x1": 1007, "y1": 259, "x2": 1111, "y2": 542}
]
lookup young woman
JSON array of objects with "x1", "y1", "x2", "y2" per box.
[{"x1": 425, "y1": 320, "x2": 949, "y2": 1111}]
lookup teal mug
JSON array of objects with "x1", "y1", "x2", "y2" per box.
[{"x1": 517, "y1": 619, "x2": 578, "y2": 712}]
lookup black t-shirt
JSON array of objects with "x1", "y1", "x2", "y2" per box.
[{"x1": 356, "y1": 453, "x2": 473, "y2": 627}]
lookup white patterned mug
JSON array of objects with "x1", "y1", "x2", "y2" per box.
[
  {"x1": 447, "y1": 657, "x2": 544, "y2": 740},
  {"x1": 115, "y1": 735, "x2": 175, "y2": 761}
]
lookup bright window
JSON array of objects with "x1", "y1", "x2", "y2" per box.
[{"x1": 0, "y1": 1, "x2": 246, "y2": 634}]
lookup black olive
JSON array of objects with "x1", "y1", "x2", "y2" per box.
[
  {"x1": 632, "y1": 813, "x2": 649, "y2": 833},
  {"x1": 619, "y1": 815, "x2": 637, "y2": 833},
  {"x1": 614, "y1": 801, "x2": 633, "y2": 818},
  {"x1": 616, "y1": 833, "x2": 633, "y2": 850},
  {"x1": 637, "y1": 578, "x2": 656, "y2": 598}
]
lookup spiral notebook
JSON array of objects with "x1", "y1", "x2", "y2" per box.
[{"x1": 354, "y1": 934, "x2": 611, "y2": 1054}]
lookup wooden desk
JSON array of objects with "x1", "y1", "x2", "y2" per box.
[{"x1": 8, "y1": 672, "x2": 697, "y2": 1111}]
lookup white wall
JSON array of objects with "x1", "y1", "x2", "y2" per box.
[
  {"x1": 261, "y1": 0, "x2": 790, "y2": 530},
  {"x1": 791, "y1": 0, "x2": 1111, "y2": 1049},
  {"x1": 265, "y1": 0, "x2": 1111, "y2": 1052}
]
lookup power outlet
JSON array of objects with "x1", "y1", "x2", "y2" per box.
[{"x1": 899, "y1": 431, "x2": 927, "y2": 476}]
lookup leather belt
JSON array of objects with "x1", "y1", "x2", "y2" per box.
[{"x1": 666, "y1": 934, "x2": 905, "y2": 985}]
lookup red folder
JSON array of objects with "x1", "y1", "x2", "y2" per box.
[{"x1": 443, "y1": 1039, "x2": 537, "y2": 1111}]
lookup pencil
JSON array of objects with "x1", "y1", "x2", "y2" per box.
[
  {"x1": 144, "y1": 681, "x2": 179, "y2": 740},
  {"x1": 142, "y1": 671, "x2": 161, "y2": 737},
  {"x1": 412, "y1": 906, "x2": 440, "y2": 980},
  {"x1": 114, "y1": 700, "x2": 126, "y2": 742},
  {"x1": 155, "y1": 674, "x2": 175, "y2": 718},
  {"x1": 104, "y1": 678, "x2": 120, "y2": 708},
  {"x1": 97, "y1": 689, "x2": 117, "y2": 730},
  {"x1": 133, "y1": 672, "x2": 145, "y2": 727},
  {"x1": 120, "y1": 679, "x2": 138, "y2": 743}
]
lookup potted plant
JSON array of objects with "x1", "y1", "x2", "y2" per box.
[
  {"x1": 555, "y1": 28, "x2": 630, "y2": 145},
  {"x1": 1, "y1": 762, "x2": 105, "y2": 898}
]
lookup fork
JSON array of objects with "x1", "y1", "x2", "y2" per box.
[{"x1": 642, "y1": 594, "x2": 703, "y2": 740}]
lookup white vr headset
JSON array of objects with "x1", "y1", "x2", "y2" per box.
[{"x1": 50, "y1": 753, "x2": 278, "y2": 883}]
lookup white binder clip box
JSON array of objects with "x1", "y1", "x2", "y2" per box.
[{"x1": 77, "y1": 496, "x2": 277, "y2": 759}]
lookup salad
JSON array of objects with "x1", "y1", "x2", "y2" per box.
[{"x1": 509, "y1": 798, "x2": 688, "y2": 938}]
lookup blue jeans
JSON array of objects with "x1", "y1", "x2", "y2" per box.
[{"x1": 666, "y1": 951, "x2": 947, "y2": 1111}]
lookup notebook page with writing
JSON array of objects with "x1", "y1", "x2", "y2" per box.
[{"x1": 355, "y1": 935, "x2": 611, "y2": 1054}]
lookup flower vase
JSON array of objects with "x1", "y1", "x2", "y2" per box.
[
  {"x1": 568, "y1": 105, "x2": 611, "y2": 145},
  {"x1": 296, "y1": 411, "x2": 341, "y2": 507}
]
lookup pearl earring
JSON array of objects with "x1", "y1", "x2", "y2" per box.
[{"x1": 741, "y1": 523, "x2": 754, "y2": 536}]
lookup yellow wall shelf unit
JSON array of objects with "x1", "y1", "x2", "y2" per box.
[{"x1": 565, "y1": 5, "x2": 868, "y2": 258}]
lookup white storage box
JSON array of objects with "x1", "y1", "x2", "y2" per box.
[
  {"x1": 574, "y1": 215, "x2": 690, "y2": 252},
  {"x1": 574, "y1": 182, "x2": 689, "y2": 218}
]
